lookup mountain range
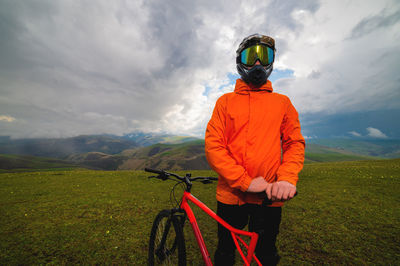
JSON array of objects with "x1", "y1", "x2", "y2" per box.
[{"x1": 0, "y1": 132, "x2": 399, "y2": 171}]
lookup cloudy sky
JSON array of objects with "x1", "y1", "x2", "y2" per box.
[{"x1": 1, "y1": 0, "x2": 399, "y2": 139}]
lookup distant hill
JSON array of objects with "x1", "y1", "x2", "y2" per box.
[
  {"x1": 307, "y1": 139, "x2": 400, "y2": 158},
  {"x1": 118, "y1": 140, "x2": 209, "y2": 170},
  {"x1": 122, "y1": 131, "x2": 200, "y2": 146},
  {"x1": 0, "y1": 135, "x2": 137, "y2": 159},
  {"x1": 58, "y1": 140, "x2": 209, "y2": 171},
  {"x1": 119, "y1": 140, "x2": 381, "y2": 170},
  {"x1": 0, "y1": 154, "x2": 78, "y2": 172},
  {"x1": 305, "y1": 143, "x2": 377, "y2": 163},
  {"x1": 1, "y1": 135, "x2": 398, "y2": 171},
  {"x1": 67, "y1": 152, "x2": 126, "y2": 170},
  {"x1": 67, "y1": 140, "x2": 383, "y2": 171}
]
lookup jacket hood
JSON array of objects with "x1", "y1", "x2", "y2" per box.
[{"x1": 234, "y1": 79, "x2": 273, "y2": 94}]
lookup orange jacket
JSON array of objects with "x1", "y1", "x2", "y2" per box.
[{"x1": 205, "y1": 79, "x2": 305, "y2": 206}]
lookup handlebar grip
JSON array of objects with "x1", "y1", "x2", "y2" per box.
[
  {"x1": 144, "y1": 168, "x2": 164, "y2": 175},
  {"x1": 262, "y1": 191, "x2": 298, "y2": 206}
]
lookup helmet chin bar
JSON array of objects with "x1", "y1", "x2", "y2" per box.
[{"x1": 237, "y1": 64, "x2": 273, "y2": 87}]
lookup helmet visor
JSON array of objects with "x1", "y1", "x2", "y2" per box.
[{"x1": 240, "y1": 44, "x2": 274, "y2": 66}]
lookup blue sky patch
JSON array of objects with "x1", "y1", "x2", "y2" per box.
[
  {"x1": 202, "y1": 86, "x2": 212, "y2": 96},
  {"x1": 269, "y1": 68, "x2": 294, "y2": 83},
  {"x1": 227, "y1": 69, "x2": 294, "y2": 85},
  {"x1": 227, "y1": 72, "x2": 240, "y2": 84},
  {"x1": 203, "y1": 69, "x2": 295, "y2": 96}
]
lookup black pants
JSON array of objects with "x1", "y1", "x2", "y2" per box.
[{"x1": 214, "y1": 201, "x2": 282, "y2": 266}]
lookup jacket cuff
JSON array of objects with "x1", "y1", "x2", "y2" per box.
[{"x1": 239, "y1": 172, "x2": 252, "y2": 192}]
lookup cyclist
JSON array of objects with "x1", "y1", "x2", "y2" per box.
[{"x1": 205, "y1": 34, "x2": 305, "y2": 265}]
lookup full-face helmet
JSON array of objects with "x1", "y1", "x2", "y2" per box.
[{"x1": 236, "y1": 34, "x2": 276, "y2": 87}]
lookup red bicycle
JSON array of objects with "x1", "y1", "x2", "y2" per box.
[{"x1": 145, "y1": 168, "x2": 264, "y2": 266}]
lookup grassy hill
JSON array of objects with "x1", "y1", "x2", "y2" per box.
[
  {"x1": 118, "y1": 140, "x2": 209, "y2": 170},
  {"x1": 307, "y1": 138, "x2": 400, "y2": 158},
  {"x1": 0, "y1": 154, "x2": 78, "y2": 172},
  {"x1": 305, "y1": 143, "x2": 377, "y2": 163},
  {"x1": 122, "y1": 132, "x2": 200, "y2": 146},
  {"x1": 0, "y1": 159, "x2": 399, "y2": 264},
  {"x1": 67, "y1": 152, "x2": 126, "y2": 170},
  {"x1": 2, "y1": 138, "x2": 394, "y2": 171},
  {"x1": 116, "y1": 140, "x2": 380, "y2": 170}
]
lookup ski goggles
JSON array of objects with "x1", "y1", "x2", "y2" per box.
[{"x1": 240, "y1": 44, "x2": 274, "y2": 67}]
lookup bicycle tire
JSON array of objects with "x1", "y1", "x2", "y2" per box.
[{"x1": 148, "y1": 209, "x2": 186, "y2": 266}]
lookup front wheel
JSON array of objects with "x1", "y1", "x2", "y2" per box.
[{"x1": 148, "y1": 209, "x2": 186, "y2": 266}]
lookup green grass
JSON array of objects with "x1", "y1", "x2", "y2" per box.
[
  {"x1": 0, "y1": 160, "x2": 399, "y2": 265},
  {"x1": 305, "y1": 152, "x2": 374, "y2": 163}
]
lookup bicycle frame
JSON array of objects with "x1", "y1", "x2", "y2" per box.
[{"x1": 180, "y1": 191, "x2": 262, "y2": 266}]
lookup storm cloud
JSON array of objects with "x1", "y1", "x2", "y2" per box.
[{"x1": 0, "y1": 0, "x2": 399, "y2": 139}]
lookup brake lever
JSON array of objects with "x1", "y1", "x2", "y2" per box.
[
  {"x1": 159, "y1": 173, "x2": 168, "y2": 181},
  {"x1": 148, "y1": 173, "x2": 169, "y2": 181},
  {"x1": 201, "y1": 179, "x2": 212, "y2": 184}
]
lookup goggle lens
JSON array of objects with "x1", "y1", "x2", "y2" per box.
[{"x1": 240, "y1": 45, "x2": 274, "y2": 66}]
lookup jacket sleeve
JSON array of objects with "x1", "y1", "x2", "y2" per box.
[
  {"x1": 205, "y1": 96, "x2": 252, "y2": 192},
  {"x1": 276, "y1": 98, "x2": 305, "y2": 186}
]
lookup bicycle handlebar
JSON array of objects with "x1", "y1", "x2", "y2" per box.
[
  {"x1": 144, "y1": 168, "x2": 164, "y2": 175},
  {"x1": 145, "y1": 168, "x2": 218, "y2": 183},
  {"x1": 145, "y1": 168, "x2": 297, "y2": 205}
]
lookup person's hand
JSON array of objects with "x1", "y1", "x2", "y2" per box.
[
  {"x1": 246, "y1": 176, "x2": 268, "y2": 193},
  {"x1": 265, "y1": 181, "x2": 296, "y2": 202}
]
